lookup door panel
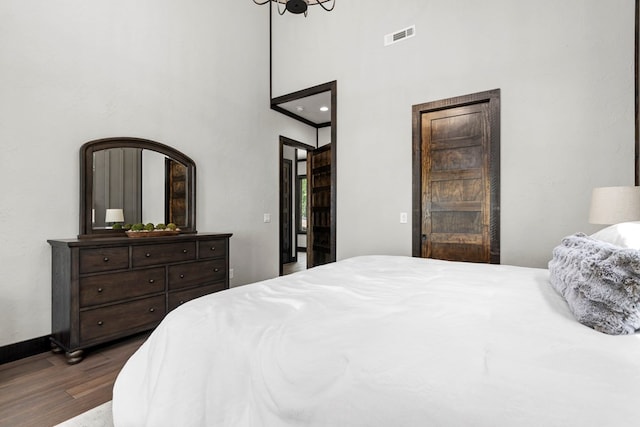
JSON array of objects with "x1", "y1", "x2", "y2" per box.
[
  {"x1": 166, "y1": 159, "x2": 187, "y2": 226},
  {"x1": 279, "y1": 137, "x2": 320, "y2": 276},
  {"x1": 421, "y1": 103, "x2": 492, "y2": 263},
  {"x1": 307, "y1": 144, "x2": 332, "y2": 268}
]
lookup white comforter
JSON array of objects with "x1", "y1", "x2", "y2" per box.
[{"x1": 113, "y1": 256, "x2": 640, "y2": 427}]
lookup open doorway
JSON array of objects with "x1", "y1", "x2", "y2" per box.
[
  {"x1": 274, "y1": 81, "x2": 337, "y2": 275},
  {"x1": 279, "y1": 135, "x2": 332, "y2": 275},
  {"x1": 280, "y1": 138, "x2": 314, "y2": 275}
]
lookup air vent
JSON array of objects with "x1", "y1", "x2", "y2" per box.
[{"x1": 384, "y1": 25, "x2": 415, "y2": 47}]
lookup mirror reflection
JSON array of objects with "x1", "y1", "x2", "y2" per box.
[{"x1": 91, "y1": 148, "x2": 187, "y2": 229}]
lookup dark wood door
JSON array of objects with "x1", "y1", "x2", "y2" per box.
[
  {"x1": 307, "y1": 144, "x2": 332, "y2": 268},
  {"x1": 165, "y1": 159, "x2": 187, "y2": 226},
  {"x1": 281, "y1": 159, "x2": 293, "y2": 264},
  {"x1": 414, "y1": 90, "x2": 500, "y2": 263}
]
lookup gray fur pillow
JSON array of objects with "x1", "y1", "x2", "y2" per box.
[{"x1": 548, "y1": 233, "x2": 640, "y2": 334}]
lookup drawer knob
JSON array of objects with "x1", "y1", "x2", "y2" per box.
[
  {"x1": 182, "y1": 249, "x2": 188, "y2": 254},
  {"x1": 179, "y1": 300, "x2": 185, "y2": 305},
  {"x1": 179, "y1": 274, "x2": 185, "y2": 279},
  {"x1": 97, "y1": 321, "x2": 104, "y2": 326},
  {"x1": 210, "y1": 247, "x2": 216, "y2": 251},
  {"x1": 145, "y1": 253, "x2": 151, "y2": 258},
  {"x1": 149, "y1": 279, "x2": 155, "y2": 284},
  {"x1": 214, "y1": 268, "x2": 220, "y2": 273},
  {"x1": 97, "y1": 288, "x2": 103, "y2": 293},
  {"x1": 149, "y1": 308, "x2": 155, "y2": 313},
  {"x1": 103, "y1": 257, "x2": 109, "y2": 262}
]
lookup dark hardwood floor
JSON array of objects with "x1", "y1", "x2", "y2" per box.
[{"x1": 0, "y1": 333, "x2": 147, "y2": 427}]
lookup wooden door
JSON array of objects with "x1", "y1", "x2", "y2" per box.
[
  {"x1": 413, "y1": 90, "x2": 500, "y2": 263},
  {"x1": 307, "y1": 144, "x2": 332, "y2": 268},
  {"x1": 281, "y1": 158, "x2": 293, "y2": 264},
  {"x1": 165, "y1": 159, "x2": 187, "y2": 227}
]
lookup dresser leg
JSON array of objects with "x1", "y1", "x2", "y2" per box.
[
  {"x1": 50, "y1": 341, "x2": 63, "y2": 354},
  {"x1": 65, "y1": 349, "x2": 84, "y2": 365}
]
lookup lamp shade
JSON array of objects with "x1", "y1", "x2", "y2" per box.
[
  {"x1": 105, "y1": 208, "x2": 124, "y2": 223},
  {"x1": 588, "y1": 186, "x2": 640, "y2": 224}
]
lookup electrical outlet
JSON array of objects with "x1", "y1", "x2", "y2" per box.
[
  {"x1": 229, "y1": 268, "x2": 234, "y2": 279},
  {"x1": 400, "y1": 212, "x2": 408, "y2": 223},
  {"x1": 263, "y1": 213, "x2": 271, "y2": 223}
]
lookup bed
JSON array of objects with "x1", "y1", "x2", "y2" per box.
[{"x1": 112, "y1": 253, "x2": 640, "y2": 427}]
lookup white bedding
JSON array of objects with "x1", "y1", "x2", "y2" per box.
[{"x1": 113, "y1": 256, "x2": 640, "y2": 427}]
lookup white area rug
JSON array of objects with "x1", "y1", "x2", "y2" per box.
[{"x1": 54, "y1": 401, "x2": 113, "y2": 427}]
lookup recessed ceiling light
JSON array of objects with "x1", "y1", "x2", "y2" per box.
[{"x1": 319, "y1": 106, "x2": 329, "y2": 112}]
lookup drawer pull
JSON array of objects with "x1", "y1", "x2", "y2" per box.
[
  {"x1": 149, "y1": 308, "x2": 155, "y2": 313},
  {"x1": 145, "y1": 253, "x2": 151, "y2": 258},
  {"x1": 179, "y1": 300, "x2": 185, "y2": 305},
  {"x1": 179, "y1": 274, "x2": 185, "y2": 279},
  {"x1": 103, "y1": 257, "x2": 109, "y2": 262},
  {"x1": 214, "y1": 268, "x2": 220, "y2": 273},
  {"x1": 148, "y1": 279, "x2": 155, "y2": 284},
  {"x1": 182, "y1": 249, "x2": 188, "y2": 254},
  {"x1": 210, "y1": 247, "x2": 216, "y2": 251},
  {"x1": 97, "y1": 288, "x2": 103, "y2": 293},
  {"x1": 97, "y1": 321, "x2": 104, "y2": 326}
]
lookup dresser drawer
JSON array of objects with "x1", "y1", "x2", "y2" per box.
[
  {"x1": 198, "y1": 238, "x2": 227, "y2": 259},
  {"x1": 79, "y1": 267, "x2": 165, "y2": 307},
  {"x1": 79, "y1": 247, "x2": 129, "y2": 274},
  {"x1": 168, "y1": 259, "x2": 226, "y2": 290},
  {"x1": 80, "y1": 295, "x2": 165, "y2": 342},
  {"x1": 168, "y1": 282, "x2": 228, "y2": 311},
  {"x1": 131, "y1": 241, "x2": 196, "y2": 267}
]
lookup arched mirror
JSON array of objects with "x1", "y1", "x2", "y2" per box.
[{"x1": 79, "y1": 137, "x2": 196, "y2": 238}]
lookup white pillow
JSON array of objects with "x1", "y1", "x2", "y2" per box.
[{"x1": 590, "y1": 221, "x2": 640, "y2": 249}]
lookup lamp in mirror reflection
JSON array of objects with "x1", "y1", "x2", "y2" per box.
[
  {"x1": 105, "y1": 208, "x2": 125, "y2": 227},
  {"x1": 253, "y1": 0, "x2": 335, "y2": 16},
  {"x1": 589, "y1": 186, "x2": 640, "y2": 224}
]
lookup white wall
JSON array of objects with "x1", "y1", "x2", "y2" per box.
[
  {"x1": 141, "y1": 150, "x2": 166, "y2": 225},
  {"x1": 272, "y1": 0, "x2": 636, "y2": 268},
  {"x1": 318, "y1": 126, "x2": 331, "y2": 147},
  {"x1": 0, "y1": 0, "x2": 313, "y2": 347}
]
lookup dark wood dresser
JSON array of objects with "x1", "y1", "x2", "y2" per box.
[{"x1": 48, "y1": 232, "x2": 231, "y2": 363}]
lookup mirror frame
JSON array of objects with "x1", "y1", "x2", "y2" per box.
[{"x1": 79, "y1": 137, "x2": 196, "y2": 238}]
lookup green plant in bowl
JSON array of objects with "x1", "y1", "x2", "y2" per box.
[
  {"x1": 131, "y1": 223, "x2": 144, "y2": 231},
  {"x1": 156, "y1": 223, "x2": 166, "y2": 230},
  {"x1": 166, "y1": 223, "x2": 177, "y2": 231},
  {"x1": 112, "y1": 223, "x2": 123, "y2": 230},
  {"x1": 123, "y1": 223, "x2": 132, "y2": 231},
  {"x1": 144, "y1": 223, "x2": 155, "y2": 231}
]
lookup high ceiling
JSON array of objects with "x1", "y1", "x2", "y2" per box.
[{"x1": 275, "y1": 91, "x2": 331, "y2": 125}]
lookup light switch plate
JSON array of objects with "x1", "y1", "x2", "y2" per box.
[
  {"x1": 263, "y1": 213, "x2": 271, "y2": 223},
  {"x1": 400, "y1": 212, "x2": 408, "y2": 223}
]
